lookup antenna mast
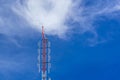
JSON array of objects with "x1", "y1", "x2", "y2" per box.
[{"x1": 38, "y1": 26, "x2": 51, "y2": 80}]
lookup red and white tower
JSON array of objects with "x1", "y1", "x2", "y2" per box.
[{"x1": 38, "y1": 26, "x2": 51, "y2": 80}]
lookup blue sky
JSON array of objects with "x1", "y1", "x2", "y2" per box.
[{"x1": 0, "y1": 0, "x2": 120, "y2": 80}]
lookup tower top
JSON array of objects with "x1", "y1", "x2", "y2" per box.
[{"x1": 42, "y1": 26, "x2": 45, "y2": 39}]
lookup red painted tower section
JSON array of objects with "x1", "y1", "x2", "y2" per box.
[
  {"x1": 38, "y1": 26, "x2": 51, "y2": 80},
  {"x1": 42, "y1": 26, "x2": 47, "y2": 80}
]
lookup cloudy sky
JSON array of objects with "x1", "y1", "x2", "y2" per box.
[{"x1": 0, "y1": 0, "x2": 120, "y2": 80}]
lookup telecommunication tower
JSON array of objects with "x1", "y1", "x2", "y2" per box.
[{"x1": 37, "y1": 26, "x2": 51, "y2": 80}]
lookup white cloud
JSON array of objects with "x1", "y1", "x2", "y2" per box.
[
  {"x1": 71, "y1": 0, "x2": 120, "y2": 26},
  {"x1": 70, "y1": 0, "x2": 120, "y2": 44},
  {"x1": 12, "y1": 0, "x2": 120, "y2": 37},
  {"x1": 0, "y1": 0, "x2": 117, "y2": 45},
  {"x1": 12, "y1": 0, "x2": 73, "y2": 37}
]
